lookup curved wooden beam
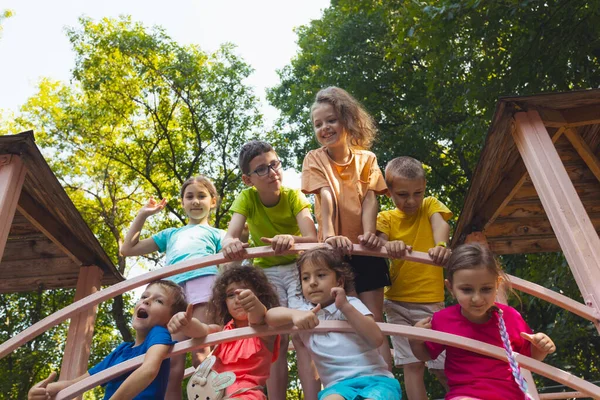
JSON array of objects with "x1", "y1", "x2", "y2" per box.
[
  {"x1": 54, "y1": 322, "x2": 600, "y2": 400},
  {"x1": 2, "y1": 244, "x2": 598, "y2": 358}
]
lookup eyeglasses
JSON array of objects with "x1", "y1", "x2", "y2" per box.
[{"x1": 249, "y1": 160, "x2": 282, "y2": 176}]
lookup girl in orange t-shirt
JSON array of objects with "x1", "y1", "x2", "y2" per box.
[
  {"x1": 301, "y1": 86, "x2": 392, "y2": 369},
  {"x1": 168, "y1": 266, "x2": 280, "y2": 399}
]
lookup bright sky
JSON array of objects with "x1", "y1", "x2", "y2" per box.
[
  {"x1": 0, "y1": 0, "x2": 322, "y2": 287},
  {"x1": 0, "y1": 0, "x2": 329, "y2": 126}
]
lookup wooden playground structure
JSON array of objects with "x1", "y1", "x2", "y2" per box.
[{"x1": 1, "y1": 89, "x2": 599, "y2": 399}]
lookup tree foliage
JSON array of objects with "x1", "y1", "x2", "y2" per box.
[
  {"x1": 268, "y1": 0, "x2": 600, "y2": 396},
  {"x1": 2, "y1": 15, "x2": 264, "y2": 397}
]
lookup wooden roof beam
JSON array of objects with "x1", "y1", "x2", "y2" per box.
[
  {"x1": 480, "y1": 127, "x2": 564, "y2": 231},
  {"x1": 563, "y1": 128, "x2": 600, "y2": 183},
  {"x1": 538, "y1": 105, "x2": 600, "y2": 128},
  {"x1": 0, "y1": 155, "x2": 26, "y2": 261}
]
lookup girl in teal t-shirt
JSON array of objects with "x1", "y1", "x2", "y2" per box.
[{"x1": 121, "y1": 175, "x2": 224, "y2": 400}]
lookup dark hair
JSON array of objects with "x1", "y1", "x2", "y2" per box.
[
  {"x1": 180, "y1": 175, "x2": 219, "y2": 205},
  {"x1": 296, "y1": 246, "x2": 355, "y2": 293},
  {"x1": 311, "y1": 86, "x2": 377, "y2": 150},
  {"x1": 147, "y1": 279, "x2": 188, "y2": 314},
  {"x1": 207, "y1": 266, "x2": 280, "y2": 325},
  {"x1": 238, "y1": 140, "x2": 275, "y2": 175},
  {"x1": 385, "y1": 156, "x2": 426, "y2": 187},
  {"x1": 446, "y1": 243, "x2": 510, "y2": 287}
]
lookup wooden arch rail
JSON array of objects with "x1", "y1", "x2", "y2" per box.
[
  {"x1": 1, "y1": 244, "x2": 599, "y2": 398},
  {"x1": 53, "y1": 322, "x2": 600, "y2": 399}
]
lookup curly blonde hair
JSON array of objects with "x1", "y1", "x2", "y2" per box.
[{"x1": 311, "y1": 86, "x2": 377, "y2": 150}]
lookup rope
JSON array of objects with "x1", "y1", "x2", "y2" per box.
[{"x1": 494, "y1": 307, "x2": 534, "y2": 400}]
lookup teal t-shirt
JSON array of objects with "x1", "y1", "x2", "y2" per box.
[
  {"x1": 152, "y1": 224, "x2": 225, "y2": 284},
  {"x1": 230, "y1": 186, "x2": 311, "y2": 268}
]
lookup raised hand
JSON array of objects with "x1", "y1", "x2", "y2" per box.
[
  {"x1": 168, "y1": 303, "x2": 194, "y2": 335},
  {"x1": 415, "y1": 317, "x2": 432, "y2": 329},
  {"x1": 292, "y1": 304, "x2": 321, "y2": 330},
  {"x1": 331, "y1": 287, "x2": 348, "y2": 310},
  {"x1": 262, "y1": 234, "x2": 294, "y2": 254},
  {"x1": 520, "y1": 332, "x2": 556, "y2": 355},
  {"x1": 428, "y1": 245, "x2": 452, "y2": 265},
  {"x1": 324, "y1": 235, "x2": 353, "y2": 256},
  {"x1": 28, "y1": 372, "x2": 57, "y2": 400},
  {"x1": 235, "y1": 289, "x2": 263, "y2": 313},
  {"x1": 358, "y1": 232, "x2": 382, "y2": 249},
  {"x1": 138, "y1": 197, "x2": 167, "y2": 218},
  {"x1": 385, "y1": 240, "x2": 411, "y2": 259}
]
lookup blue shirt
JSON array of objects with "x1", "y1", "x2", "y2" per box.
[
  {"x1": 152, "y1": 224, "x2": 225, "y2": 284},
  {"x1": 89, "y1": 325, "x2": 176, "y2": 399}
]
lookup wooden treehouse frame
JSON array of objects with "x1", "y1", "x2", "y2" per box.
[{"x1": 1, "y1": 89, "x2": 600, "y2": 399}]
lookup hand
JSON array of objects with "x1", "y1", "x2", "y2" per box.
[
  {"x1": 28, "y1": 371, "x2": 57, "y2": 400},
  {"x1": 521, "y1": 332, "x2": 556, "y2": 355},
  {"x1": 415, "y1": 317, "x2": 432, "y2": 329},
  {"x1": 138, "y1": 197, "x2": 167, "y2": 217},
  {"x1": 221, "y1": 238, "x2": 249, "y2": 260},
  {"x1": 168, "y1": 303, "x2": 194, "y2": 335},
  {"x1": 292, "y1": 304, "x2": 321, "y2": 330},
  {"x1": 324, "y1": 235, "x2": 353, "y2": 255},
  {"x1": 385, "y1": 240, "x2": 412, "y2": 259},
  {"x1": 262, "y1": 234, "x2": 294, "y2": 254},
  {"x1": 429, "y1": 245, "x2": 452, "y2": 265},
  {"x1": 331, "y1": 287, "x2": 348, "y2": 310},
  {"x1": 235, "y1": 289, "x2": 264, "y2": 313},
  {"x1": 358, "y1": 232, "x2": 382, "y2": 249}
]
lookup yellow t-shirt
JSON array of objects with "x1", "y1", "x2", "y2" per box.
[{"x1": 376, "y1": 197, "x2": 452, "y2": 303}]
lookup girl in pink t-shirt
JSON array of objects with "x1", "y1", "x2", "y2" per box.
[
  {"x1": 168, "y1": 266, "x2": 280, "y2": 400},
  {"x1": 409, "y1": 243, "x2": 556, "y2": 400}
]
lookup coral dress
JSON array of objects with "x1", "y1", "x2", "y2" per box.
[{"x1": 213, "y1": 320, "x2": 280, "y2": 400}]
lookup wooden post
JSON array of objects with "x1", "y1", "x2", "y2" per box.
[
  {"x1": 0, "y1": 155, "x2": 26, "y2": 261},
  {"x1": 60, "y1": 265, "x2": 104, "y2": 396},
  {"x1": 513, "y1": 110, "x2": 600, "y2": 333}
]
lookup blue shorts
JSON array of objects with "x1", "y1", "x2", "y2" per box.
[{"x1": 318, "y1": 375, "x2": 402, "y2": 400}]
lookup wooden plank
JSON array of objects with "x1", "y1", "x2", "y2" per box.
[
  {"x1": 488, "y1": 237, "x2": 561, "y2": 254},
  {"x1": 486, "y1": 213, "x2": 600, "y2": 238},
  {"x1": 523, "y1": 162, "x2": 598, "y2": 183},
  {"x1": 60, "y1": 266, "x2": 103, "y2": 392},
  {"x1": 499, "y1": 199, "x2": 600, "y2": 219},
  {"x1": 0, "y1": 276, "x2": 80, "y2": 293},
  {"x1": 513, "y1": 110, "x2": 600, "y2": 333},
  {"x1": 481, "y1": 127, "x2": 564, "y2": 231},
  {"x1": 0, "y1": 257, "x2": 77, "y2": 279},
  {"x1": 563, "y1": 128, "x2": 600, "y2": 183},
  {"x1": 512, "y1": 181, "x2": 600, "y2": 202},
  {"x1": 1, "y1": 238, "x2": 66, "y2": 261},
  {"x1": 0, "y1": 155, "x2": 26, "y2": 261},
  {"x1": 539, "y1": 105, "x2": 600, "y2": 128},
  {"x1": 17, "y1": 191, "x2": 92, "y2": 267}
]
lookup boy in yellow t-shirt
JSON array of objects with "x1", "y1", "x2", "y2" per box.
[{"x1": 377, "y1": 156, "x2": 452, "y2": 400}]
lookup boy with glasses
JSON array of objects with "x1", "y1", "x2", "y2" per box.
[{"x1": 222, "y1": 140, "x2": 321, "y2": 400}]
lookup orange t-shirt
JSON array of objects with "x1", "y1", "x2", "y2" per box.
[{"x1": 301, "y1": 147, "x2": 387, "y2": 243}]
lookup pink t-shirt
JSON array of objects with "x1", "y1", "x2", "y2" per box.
[
  {"x1": 425, "y1": 303, "x2": 533, "y2": 400},
  {"x1": 213, "y1": 320, "x2": 280, "y2": 400}
]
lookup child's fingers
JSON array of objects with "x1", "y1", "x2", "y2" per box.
[
  {"x1": 185, "y1": 303, "x2": 194, "y2": 319},
  {"x1": 261, "y1": 237, "x2": 273, "y2": 244},
  {"x1": 520, "y1": 332, "x2": 535, "y2": 343},
  {"x1": 311, "y1": 303, "x2": 322, "y2": 314}
]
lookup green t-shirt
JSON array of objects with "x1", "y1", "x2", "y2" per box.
[{"x1": 230, "y1": 186, "x2": 312, "y2": 268}]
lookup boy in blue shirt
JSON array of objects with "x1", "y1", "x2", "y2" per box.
[{"x1": 28, "y1": 280, "x2": 200, "y2": 400}]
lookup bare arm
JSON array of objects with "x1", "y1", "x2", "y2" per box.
[
  {"x1": 110, "y1": 344, "x2": 171, "y2": 400},
  {"x1": 29, "y1": 372, "x2": 89, "y2": 400},
  {"x1": 319, "y1": 187, "x2": 336, "y2": 239},
  {"x1": 168, "y1": 304, "x2": 221, "y2": 338},
  {"x1": 429, "y1": 212, "x2": 452, "y2": 265},
  {"x1": 266, "y1": 305, "x2": 321, "y2": 330},
  {"x1": 221, "y1": 212, "x2": 249, "y2": 259},
  {"x1": 120, "y1": 198, "x2": 166, "y2": 256},
  {"x1": 261, "y1": 208, "x2": 318, "y2": 253},
  {"x1": 408, "y1": 317, "x2": 434, "y2": 361},
  {"x1": 333, "y1": 288, "x2": 383, "y2": 348},
  {"x1": 521, "y1": 332, "x2": 556, "y2": 361}
]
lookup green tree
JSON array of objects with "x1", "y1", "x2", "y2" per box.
[
  {"x1": 268, "y1": 0, "x2": 600, "y2": 396},
  {"x1": 2, "y1": 15, "x2": 264, "y2": 397}
]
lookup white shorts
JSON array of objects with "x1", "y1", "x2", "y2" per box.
[
  {"x1": 262, "y1": 263, "x2": 303, "y2": 309},
  {"x1": 384, "y1": 299, "x2": 446, "y2": 369},
  {"x1": 180, "y1": 275, "x2": 216, "y2": 305}
]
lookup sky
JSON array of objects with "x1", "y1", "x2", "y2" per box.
[
  {"x1": 0, "y1": 0, "x2": 329, "y2": 125},
  {"x1": 0, "y1": 0, "x2": 323, "y2": 286}
]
